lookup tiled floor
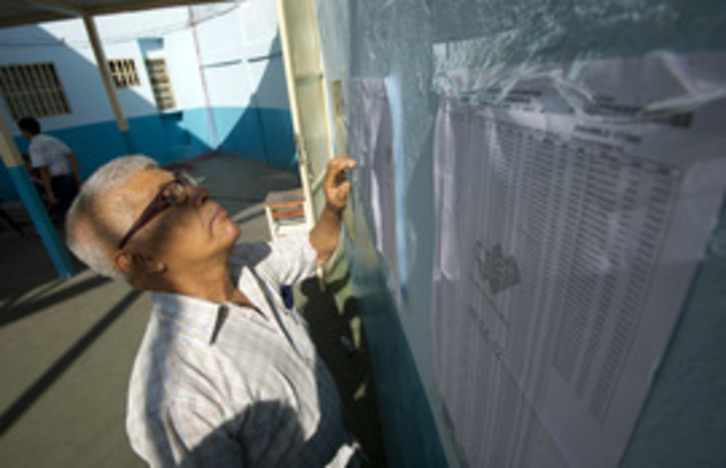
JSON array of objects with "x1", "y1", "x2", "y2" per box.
[{"x1": 0, "y1": 154, "x2": 385, "y2": 467}]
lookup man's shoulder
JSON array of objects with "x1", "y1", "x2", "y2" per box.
[
  {"x1": 127, "y1": 312, "x2": 219, "y2": 411},
  {"x1": 126, "y1": 310, "x2": 249, "y2": 424},
  {"x1": 129, "y1": 302, "x2": 246, "y2": 383},
  {"x1": 29, "y1": 134, "x2": 64, "y2": 152},
  {"x1": 31, "y1": 133, "x2": 55, "y2": 144},
  {"x1": 27, "y1": 135, "x2": 42, "y2": 151}
]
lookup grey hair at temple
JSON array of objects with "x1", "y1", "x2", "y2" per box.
[{"x1": 66, "y1": 155, "x2": 159, "y2": 280}]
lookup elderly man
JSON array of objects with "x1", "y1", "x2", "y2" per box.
[{"x1": 66, "y1": 155, "x2": 359, "y2": 467}]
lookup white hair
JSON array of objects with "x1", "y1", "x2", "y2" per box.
[{"x1": 66, "y1": 155, "x2": 159, "y2": 280}]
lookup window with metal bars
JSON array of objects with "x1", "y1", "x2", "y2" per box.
[
  {"x1": 144, "y1": 58, "x2": 176, "y2": 111},
  {"x1": 0, "y1": 62, "x2": 71, "y2": 120},
  {"x1": 108, "y1": 58, "x2": 141, "y2": 88}
]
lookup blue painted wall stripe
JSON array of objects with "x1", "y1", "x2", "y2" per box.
[{"x1": 0, "y1": 106, "x2": 296, "y2": 202}]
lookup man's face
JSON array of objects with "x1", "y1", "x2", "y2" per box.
[{"x1": 118, "y1": 168, "x2": 240, "y2": 272}]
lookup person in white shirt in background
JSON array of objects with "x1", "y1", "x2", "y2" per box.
[
  {"x1": 65, "y1": 154, "x2": 361, "y2": 467},
  {"x1": 18, "y1": 116, "x2": 82, "y2": 222}
]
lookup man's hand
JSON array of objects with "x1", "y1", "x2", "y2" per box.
[
  {"x1": 38, "y1": 166, "x2": 58, "y2": 205},
  {"x1": 322, "y1": 156, "x2": 357, "y2": 214},
  {"x1": 310, "y1": 156, "x2": 358, "y2": 266}
]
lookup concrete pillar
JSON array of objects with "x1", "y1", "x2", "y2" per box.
[
  {"x1": 82, "y1": 14, "x2": 135, "y2": 153},
  {"x1": 276, "y1": 0, "x2": 336, "y2": 228}
]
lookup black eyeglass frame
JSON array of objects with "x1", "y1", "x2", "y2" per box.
[{"x1": 116, "y1": 172, "x2": 197, "y2": 250}]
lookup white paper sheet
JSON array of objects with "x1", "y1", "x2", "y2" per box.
[
  {"x1": 344, "y1": 78, "x2": 400, "y2": 295},
  {"x1": 432, "y1": 52, "x2": 726, "y2": 467}
]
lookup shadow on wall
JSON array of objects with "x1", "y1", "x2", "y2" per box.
[
  {"x1": 298, "y1": 273, "x2": 388, "y2": 467},
  {"x1": 213, "y1": 35, "x2": 297, "y2": 172},
  {"x1": 0, "y1": 26, "x2": 297, "y2": 202}
]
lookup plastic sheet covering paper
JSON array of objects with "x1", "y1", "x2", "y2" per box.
[
  {"x1": 343, "y1": 78, "x2": 401, "y2": 303},
  {"x1": 431, "y1": 51, "x2": 726, "y2": 467}
]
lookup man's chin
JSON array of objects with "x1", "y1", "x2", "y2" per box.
[{"x1": 224, "y1": 223, "x2": 242, "y2": 246}]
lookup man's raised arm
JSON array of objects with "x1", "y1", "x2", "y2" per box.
[{"x1": 309, "y1": 156, "x2": 358, "y2": 266}]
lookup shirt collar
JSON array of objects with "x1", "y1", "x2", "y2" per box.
[
  {"x1": 150, "y1": 291, "x2": 226, "y2": 344},
  {"x1": 149, "y1": 263, "x2": 269, "y2": 345}
]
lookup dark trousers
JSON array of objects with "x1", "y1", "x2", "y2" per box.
[{"x1": 51, "y1": 174, "x2": 79, "y2": 222}]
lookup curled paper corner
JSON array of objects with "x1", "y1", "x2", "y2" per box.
[{"x1": 433, "y1": 51, "x2": 726, "y2": 126}]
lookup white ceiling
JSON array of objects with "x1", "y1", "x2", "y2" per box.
[{"x1": 0, "y1": 0, "x2": 233, "y2": 28}]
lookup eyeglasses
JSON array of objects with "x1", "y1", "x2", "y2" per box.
[{"x1": 117, "y1": 172, "x2": 199, "y2": 250}]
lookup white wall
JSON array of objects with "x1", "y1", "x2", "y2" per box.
[
  {"x1": 163, "y1": 26, "x2": 207, "y2": 111},
  {"x1": 196, "y1": 0, "x2": 287, "y2": 110}
]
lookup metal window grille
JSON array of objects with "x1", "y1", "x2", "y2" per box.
[
  {"x1": 0, "y1": 62, "x2": 71, "y2": 120},
  {"x1": 108, "y1": 58, "x2": 140, "y2": 88},
  {"x1": 145, "y1": 58, "x2": 176, "y2": 111}
]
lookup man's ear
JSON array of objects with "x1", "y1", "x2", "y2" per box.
[{"x1": 113, "y1": 250, "x2": 166, "y2": 277}]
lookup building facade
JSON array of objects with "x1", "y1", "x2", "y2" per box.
[{"x1": 0, "y1": 1, "x2": 295, "y2": 201}]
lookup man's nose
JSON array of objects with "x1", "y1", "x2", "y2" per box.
[{"x1": 190, "y1": 185, "x2": 210, "y2": 205}]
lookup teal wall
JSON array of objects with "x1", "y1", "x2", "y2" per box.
[
  {"x1": 0, "y1": 106, "x2": 296, "y2": 202},
  {"x1": 315, "y1": 0, "x2": 726, "y2": 466},
  {"x1": 345, "y1": 203, "x2": 448, "y2": 467},
  {"x1": 316, "y1": 0, "x2": 456, "y2": 464}
]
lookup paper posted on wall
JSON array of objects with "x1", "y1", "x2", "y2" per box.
[
  {"x1": 343, "y1": 78, "x2": 400, "y2": 296},
  {"x1": 432, "y1": 51, "x2": 726, "y2": 467}
]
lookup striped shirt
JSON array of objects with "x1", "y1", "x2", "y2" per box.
[{"x1": 126, "y1": 233, "x2": 356, "y2": 467}]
